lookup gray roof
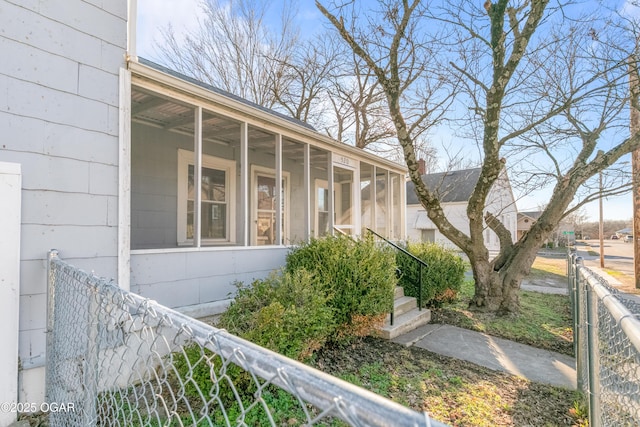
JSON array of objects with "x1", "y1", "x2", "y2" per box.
[
  {"x1": 406, "y1": 168, "x2": 482, "y2": 205},
  {"x1": 519, "y1": 211, "x2": 542, "y2": 220},
  {"x1": 138, "y1": 57, "x2": 317, "y2": 132}
]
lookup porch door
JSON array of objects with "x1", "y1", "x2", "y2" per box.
[
  {"x1": 315, "y1": 166, "x2": 356, "y2": 237},
  {"x1": 333, "y1": 166, "x2": 355, "y2": 235},
  {"x1": 253, "y1": 172, "x2": 287, "y2": 245}
]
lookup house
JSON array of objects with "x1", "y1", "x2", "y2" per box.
[
  {"x1": 0, "y1": 0, "x2": 406, "y2": 409},
  {"x1": 517, "y1": 211, "x2": 542, "y2": 240},
  {"x1": 518, "y1": 211, "x2": 579, "y2": 246},
  {"x1": 406, "y1": 167, "x2": 518, "y2": 252}
]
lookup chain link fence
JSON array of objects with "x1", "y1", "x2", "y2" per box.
[
  {"x1": 46, "y1": 250, "x2": 446, "y2": 427},
  {"x1": 568, "y1": 253, "x2": 640, "y2": 427}
]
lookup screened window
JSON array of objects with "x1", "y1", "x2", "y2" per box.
[{"x1": 178, "y1": 149, "x2": 236, "y2": 244}]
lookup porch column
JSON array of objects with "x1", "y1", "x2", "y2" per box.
[
  {"x1": 354, "y1": 161, "x2": 362, "y2": 236},
  {"x1": 194, "y1": 106, "x2": 202, "y2": 247},
  {"x1": 303, "y1": 143, "x2": 311, "y2": 241},
  {"x1": 386, "y1": 169, "x2": 392, "y2": 239},
  {"x1": 400, "y1": 172, "x2": 407, "y2": 239},
  {"x1": 240, "y1": 122, "x2": 249, "y2": 246},
  {"x1": 275, "y1": 134, "x2": 283, "y2": 245},
  {"x1": 327, "y1": 152, "x2": 334, "y2": 235},
  {"x1": 118, "y1": 68, "x2": 131, "y2": 290},
  {"x1": 371, "y1": 166, "x2": 377, "y2": 235}
]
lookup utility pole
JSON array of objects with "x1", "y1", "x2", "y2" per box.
[
  {"x1": 631, "y1": 54, "x2": 640, "y2": 288},
  {"x1": 629, "y1": 60, "x2": 640, "y2": 289},
  {"x1": 599, "y1": 172, "x2": 605, "y2": 269}
]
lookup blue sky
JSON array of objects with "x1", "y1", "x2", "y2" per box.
[{"x1": 135, "y1": 0, "x2": 635, "y2": 223}]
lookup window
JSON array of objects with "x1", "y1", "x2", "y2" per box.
[
  {"x1": 177, "y1": 149, "x2": 236, "y2": 245},
  {"x1": 315, "y1": 182, "x2": 330, "y2": 237}
]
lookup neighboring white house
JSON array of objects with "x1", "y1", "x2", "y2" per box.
[
  {"x1": 0, "y1": 0, "x2": 406, "y2": 410},
  {"x1": 406, "y1": 167, "x2": 518, "y2": 252}
]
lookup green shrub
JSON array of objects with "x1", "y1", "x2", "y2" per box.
[
  {"x1": 396, "y1": 242, "x2": 465, "y2": 307},
  {"x1": 285, "y1": 234, "x2": 396, "y2": 340},
  {"x1": 219, "y1": 269, "x2": 335, "y2": 361}
]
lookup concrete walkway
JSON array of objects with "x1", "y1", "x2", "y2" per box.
[{"x1": 392, "y1": 323, "x2": 577, "y2": 389}]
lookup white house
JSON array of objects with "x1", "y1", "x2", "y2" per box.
[
  {"x1": 0, "y1": 0, "x2": 406, "y2": 413},
  {"x1": 406, "y1": 167, "x2": 518, "y2": 252}
]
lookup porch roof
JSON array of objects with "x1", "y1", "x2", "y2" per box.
[{"x1": 128, "y1": 58, "x2": 407, "y2": 174}]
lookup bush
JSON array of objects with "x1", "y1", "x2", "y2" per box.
[
  {"x1": 396, "y1": 242, "x2": 465, "y2": 307},
  {"x1": 218, "y1": 269, "x2": 334, "y2": 361},
  {"x1": 285, "y1": 234, "x2": 396, "y2": 340}
]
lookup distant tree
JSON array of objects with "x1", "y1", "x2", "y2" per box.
[
  {"x1": 157, "y1": 0, "x2": 298, "y2": 108},
  {"x1": 317, "y1": 0, "x2": 640, "y2": 313},
  {"x1": 155, "y1": 0, "x2": 419, "y2": 152}
]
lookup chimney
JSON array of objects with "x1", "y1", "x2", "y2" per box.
[{"x1": 417, "y1": 159, "x2": 426, "y2": 175}]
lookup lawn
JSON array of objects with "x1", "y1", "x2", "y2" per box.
[{"x1": 313, "y1": 338, "x2": 584, "y2": 426}]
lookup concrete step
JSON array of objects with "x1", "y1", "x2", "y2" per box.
[
  {"x1": 394, "y1": 286, "x2": 404, "y2": 299},
  {"x1": 391, "y1": 295, "x2": 417, "y2": 318},
  {"x1": 379, "y1": 308, "x2": 432, "y2": 340}
]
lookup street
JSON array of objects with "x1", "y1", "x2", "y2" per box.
[{"x1": 580, "y1": 238, "x2": 636, "y2": 289}]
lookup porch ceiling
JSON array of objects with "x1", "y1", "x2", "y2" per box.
[{"x1": 131, "y1": 87, "x2": 329, "y2": 166}]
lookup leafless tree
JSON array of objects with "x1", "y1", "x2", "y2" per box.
[
  {"x1": 156, "y1": 0, "x2": 298, "y2": 108},
  {"x1": 317, "y1": 0, "x2": 640, "y2": 313},
  {"x1": 155, "y1": 0, "x2": 418, "y2": 153}
]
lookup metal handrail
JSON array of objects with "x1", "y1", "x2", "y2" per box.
[{"x1": 366, "y1": 228, "x2": 427, "y2": 313}]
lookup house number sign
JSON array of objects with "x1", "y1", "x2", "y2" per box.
[{"x1": 335, "y1": 155, "x2": 353, "y2": 167}]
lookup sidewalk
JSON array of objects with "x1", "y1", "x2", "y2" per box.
[
  {"x1": 393, "y1": 261, "x2": 577, "y2": 390},
  {"x1": 392, "y1": 324, "x2": 577, "y2": 389}
]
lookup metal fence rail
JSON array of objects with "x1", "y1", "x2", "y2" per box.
[
  {"x1": 46, "y1": 250, "x2": 446, "y2": 427},
  {"x1": 568, "y1": 253, "x2": 640, "y2": 427}
]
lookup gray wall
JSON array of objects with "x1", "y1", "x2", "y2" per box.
[
  {"x1": 131, "y1": 247, "x2": 288, "y2": 308},
  {"x1": 0, "y1": 0, "x2": 127, "y2": 401}
]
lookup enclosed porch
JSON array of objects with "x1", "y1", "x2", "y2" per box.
[{"x1": 127, "y1": 59, "x2": 406, "y2": 313}]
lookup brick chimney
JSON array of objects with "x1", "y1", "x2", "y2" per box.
[{"x1": 417, "y1": 158, "x2": 426, "y2": 175}]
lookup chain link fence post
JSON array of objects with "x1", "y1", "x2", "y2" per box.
[
  {"x1": 575, "y1": 257, "x2": 587, "y2": 392},
  {"x1": 45, "y1": 250, "x2": 58, "y2": 407},
  {"x1": 585, "y1": 270, "x2": 602, "y2": 427}
]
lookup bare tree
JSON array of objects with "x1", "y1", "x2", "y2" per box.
[
  {"x1": 324, "y1": 51, "x2": 396, "y2": 148},
  {"x1": 155, "y1": 0, "x2": 417, "y2": 153},
  {"x1": 156, "y1": 0, "x2": 298, "y2": 108},
  {"x1": 317, "y1": 0, "x2": 640, "y2": 313}
]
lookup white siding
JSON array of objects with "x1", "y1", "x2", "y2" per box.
[
  {"x1": 0, "y1": 0, "x2": 127, "y2": 403},
  {"x1": 406, "y1": 172, "x2": 518, "y2": 253}
]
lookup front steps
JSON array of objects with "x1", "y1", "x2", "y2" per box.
[{"x1": 379, "y1": 286, "x2": 431, "y2": 340}]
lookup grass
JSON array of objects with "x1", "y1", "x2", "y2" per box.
[
  {"x1": 529, "y1": 257, "x2": 567, "y2": 278},
  {"x1": 314, "y1": 338, "x2": 582, "y2": 426}
]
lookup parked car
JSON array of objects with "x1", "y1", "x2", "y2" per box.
[
  {"x1": 611, "y1": 235, "x2": 619, "y2": 240},
  {"x1": 624, "y1": 235, "x2": 633, "y2": 243}
]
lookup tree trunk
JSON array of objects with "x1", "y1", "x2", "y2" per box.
[{"x1": 468, "y1": 258, "x2": 522, "y2": 314}]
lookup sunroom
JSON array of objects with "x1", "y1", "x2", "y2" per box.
[{"x1": 127, "y1": 59, "x2": 406, "y2": 315}]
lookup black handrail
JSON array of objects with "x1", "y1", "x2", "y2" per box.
[{"x1": 366, "y1": 228, "x2": 427, "y2": 314}]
